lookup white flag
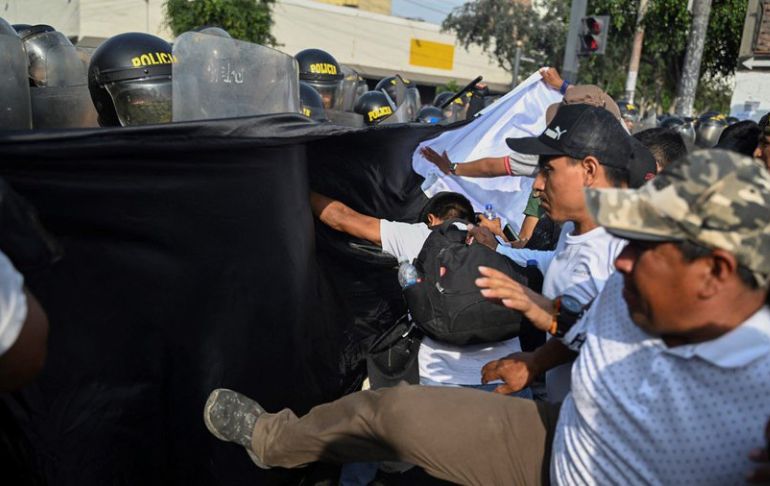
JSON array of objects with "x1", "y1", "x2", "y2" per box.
[{"x1": 412, "y1": 71, "x2": 562, "y2": 232}]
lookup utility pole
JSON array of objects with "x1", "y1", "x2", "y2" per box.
[
  {"x1": 512, "y1": 40, "x2": 523, "y2": 89},
  {"x1": 675, "y1": 0, "x2": 713, "y2": 117},
  {"x1": 624, "y1": 0, "x2": 648, "y2": 103},
  {"x1": 562, "y1": 0, "x2": 588, "y2": 83}
]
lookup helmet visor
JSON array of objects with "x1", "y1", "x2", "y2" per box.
[
  {"x1": 305, "y1": 79, "x2": 343, "y2": 110},
  {"x1": 106, "y1": 78, "x2": 172, "y2": 126}
]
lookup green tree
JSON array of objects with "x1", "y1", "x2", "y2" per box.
[
  {"x1": 436, "y1": 80, "x2": 462, "y2": 94},
  {"x1": 164, "y1": 0, "x2": 277, "y2": 46},
  {"x1": 442, "y1": 0, "x2": 746, "y2": 113}
]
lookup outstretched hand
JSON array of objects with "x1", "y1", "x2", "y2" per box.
[
  {"x1": 420, "y1": 147, "x2": 453, "y2": 174},
  {"x1": 540, "y1": 67, "x2": 565, "y2": 92},
  {"x1": 481, "y1": 352, "x2": 540, "y2": 394},
  {"x1": 476, "y1": 266, "x2": 554, "y2": 332}
]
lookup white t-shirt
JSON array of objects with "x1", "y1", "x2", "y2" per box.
[
  {"x1": 552, "y1": 272, "x2": 770, "y2": 484},
  {"x1": 0, "y1": 251, "x2": 27, "y2": 357},
  {"x1": 497, "y1": 222, "x2": 626, "y2": 401},
  {"x1": 379, "y1": 219, "x2": 522, "y2": 385}
]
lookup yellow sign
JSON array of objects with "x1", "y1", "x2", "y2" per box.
[
  {"x1": 368, "y1": 105, "x2": 393, "y2": 122},
  {"x1": 309, "y1": 63, "x2": 338, "y2": 75},
  {"x1": 131, "y1": 52, "x2": 177, "y2": 67},
  {"x1": 409, "y1": 39, "x2": 454, "y2": 70}
]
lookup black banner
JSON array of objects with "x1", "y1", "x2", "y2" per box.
[{"x1": 0, "y1": 114, "x2": 443, "y2": 485}]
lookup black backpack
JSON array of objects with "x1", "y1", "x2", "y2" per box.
[{"x1": 403, "y1": 219, "x2": 528, "y2": 346}]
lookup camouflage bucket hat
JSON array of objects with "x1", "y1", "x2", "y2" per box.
[{"x1": 585, "y1": 149, "x2": 770, "y2": 286}]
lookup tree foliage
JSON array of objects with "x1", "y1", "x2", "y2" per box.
[
  {"x1": 164, "y1": 0, "x2": 276, "y2": 46},
  {"x1": 442, "y1": 0, "x2": 746, "y2": 113}
]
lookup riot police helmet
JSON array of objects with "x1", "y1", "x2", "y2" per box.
[
  {"x1": 16, "y1": 24, "x2": 83, "y2": 87},
  {"x1": 433, "y1": 91, "x2": 461, "y2": 108},
  {"x1": 416, "y1": 105, "x2": 445, "y2": 124},
  {"x1": 617, "y1": 100, "x2": 640, "y2": 131},
  {"x1": 88, "y1": 32, "x2": 174, "y2": 127},
  {"x1": 300, "y1": 81, "x2": 328, "y2": 122},
  {"x1": 375, "y1": 75, "x2": 417, "y2": 102},
  {"x1": 354, "y1": 90, "x2": 394, "y2": 126},
  {"x1": 694, "y1": 113, "x2": 727, "y2": 148},
  {"x1": 295, "y1": 48, "x2": 343, "y2": 110},
  {"x1": 660, "y1": 115, "x2": 696, "y2": 147}
]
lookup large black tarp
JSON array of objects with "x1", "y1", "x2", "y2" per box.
[{"x1": 0, "y1": 114, "x2": 444, "y2": 485}]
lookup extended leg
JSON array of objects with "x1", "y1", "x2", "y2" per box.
[{"x1": 251, "y1": 384, "x2": 560, "y2": 486}]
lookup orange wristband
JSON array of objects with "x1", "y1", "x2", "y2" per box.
[{"x1": 548, "y1": 297, "x2": 561, "y2": 335}]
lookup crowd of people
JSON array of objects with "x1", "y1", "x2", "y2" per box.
[{"x1": 2, "y1": 15, "x2": 770, "y2": 486}]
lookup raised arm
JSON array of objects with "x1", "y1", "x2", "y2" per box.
[
  {"x1": 419, "y1": 147, "x2": 509, "y2": 177},
  {"x1": 309, "y1": 192, "x2": 382, "y2": 246}
]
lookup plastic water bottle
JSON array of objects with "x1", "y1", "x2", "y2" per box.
[
  {"x1": 484, "y1": 203, "x2": 496, "y2": 220},
  {"x1": 397, "y1": 256, "x2": 419, "y2": 288}
]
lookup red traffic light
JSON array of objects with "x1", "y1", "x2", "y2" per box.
[
  {"x1": 578, "y1": 15, "x2": 609, "y2": 55},
  {"x1": 582, "y1": 35, "x2": 599, "y2": 51},
  {"x1": 585, "y1": 17, "x2": 602, "y2": 35}
]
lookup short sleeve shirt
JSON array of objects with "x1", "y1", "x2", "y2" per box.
[{"x1": 0, "y1": 251, "x2": 27, "y2": 357}]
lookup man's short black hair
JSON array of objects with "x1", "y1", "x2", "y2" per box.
[
  {"x1": 715, "y1": 120, "x2": 760, "y2": 156},
  {"x1": 420, "y1": 192, "x2": 474, "y2": 225},
  {"x1": 634, "y1": 128, "x2": 688, "y2": 169}
]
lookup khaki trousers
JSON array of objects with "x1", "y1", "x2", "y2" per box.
[{"x1": 251, "y1": 384, "x2": 561, "y2": 486}]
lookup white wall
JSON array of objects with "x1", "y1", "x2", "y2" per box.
[
  {"x1": 2, "y1": 0, "x2": 80, "y2": 36},
  {"x1": 3, "y1": 0, "x2": 512, "y2": 90},
  {"x1": 274, "y1": 0, "x2": 512, "y2": 90}
]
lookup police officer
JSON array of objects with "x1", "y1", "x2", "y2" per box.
[
  {"x1": 88, "y1": 32, "x2": 174, "y2": 127},
  {"x1": 300, "y1": 82, "x2": 328, "y2": 122},
  {"x1": 416, "y1": 105, "x2": 445, "y2": 124},
  {"x1": 295, "y1": 48, "x2": 343, "y2": 110},
  {"x1": 660, "y1": 115, "x2": 696, "y2": 150},
  {"x1": 354, "y1": 91, "x2": 394, "y2": 126},
  {"x1": 617, "y1": 100, "x2": 639, "y2": 132}
]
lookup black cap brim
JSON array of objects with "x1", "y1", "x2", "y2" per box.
[{"x1": 505, "y1": 136, "x2": 565, "y2": 157}]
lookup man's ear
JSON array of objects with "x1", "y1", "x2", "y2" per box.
[
  {"x1": 700, "y1": 249, "x2": 739, "y2": 298},
  {"x1": 581, "y1": 156, "x2": 600, "y2": 186},
  {"x1": 426, "y1": 213, "x2": 438, "y2": 226}
]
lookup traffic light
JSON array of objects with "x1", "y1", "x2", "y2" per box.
[{"x1": 579, "y1": 15, "x2": 609, "y2": 55}]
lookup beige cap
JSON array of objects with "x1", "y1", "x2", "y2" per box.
[{"x1": 545, "y1": 84, "x2": 623, "y2": 125}]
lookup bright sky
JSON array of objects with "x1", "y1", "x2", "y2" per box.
[{"x1": 390, "y1": 0, "x2": 468, "y2": 25}]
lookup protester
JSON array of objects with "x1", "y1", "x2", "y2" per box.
[
  {"x1": 420, "y1": 76, "x2": 626, "y2": 245},
  {"x1": 715, "y1": 119, "x2": 761, "y2": 156},
  {"x1": 205, "y1": 149, "x2": 770, "y2": 485},
  {"x1": 0, "y1": 251, "x2": 48, "y2": 391},
  {"x1": 309, "y1": 190, "x2": 531, "y2": 395},
  {"x1": 634, "y1": 127, "x2": 689, "y2": 171},
  {"x1": 469, "y1": 103, "x2": 635, "y2": 402}
]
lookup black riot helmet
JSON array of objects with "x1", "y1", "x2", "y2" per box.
[
  {"x1": 354, "y1": 91, "x2": 394, "y2": 126},
  {"x1": 416, "y1": 105, "x2": 445, "y2": 124},
  {"x1": 295, "y1": 48, "x2": 343, "y2": 110},
  {"x1": 375, "y1": 76, "x2": 414, "y2": 102},
  {"x1": 299, "y1": 81, "x2": 328, "y2": 122},
  {"x1": 88, "y1": 32, "x2": 174, "y2": 127},
  {"x1": 433, "y1": 91, "x2": 462, "y2": 108}
]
